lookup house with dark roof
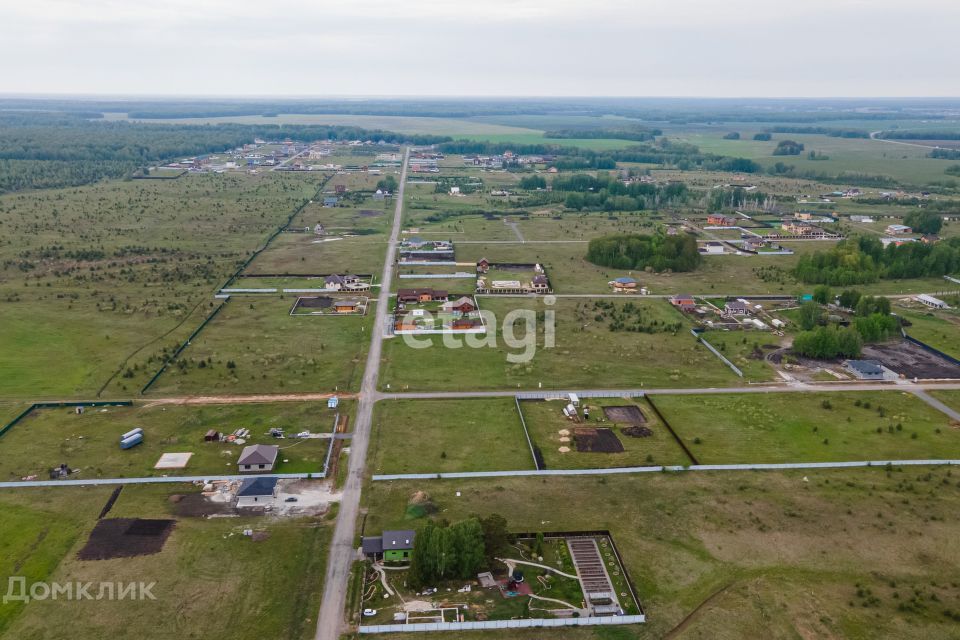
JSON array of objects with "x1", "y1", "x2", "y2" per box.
[
  {"x1": 238, "y1": 444, "x2": 279, "y2": 473},
  {"x1": 362, "y1": 530, "x2": 416, "y2": 562},
  {"x1": 723, "y1": 299, "x2": 749, "y2": 317},
  {"x1": 609, "y1": 276, "x2": 638, "y2": 291},
  {"x1": 236, "y1": 477, "x2": 278, "y2": 507},
  {"x1": 844, "y1": 360, "x2": 884, "y2": 380}
]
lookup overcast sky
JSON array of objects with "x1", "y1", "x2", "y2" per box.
[{"x1": 1, "y1": 0, "x2": 958, "y2": 97}]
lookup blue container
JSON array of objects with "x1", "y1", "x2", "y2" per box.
[{"x1": 120, "y1": 433, "x2": 143, "y2": 450}]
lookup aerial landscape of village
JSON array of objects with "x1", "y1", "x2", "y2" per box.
[{"x1": 2, "y1": 2, "x2": 960, "y2": 640}]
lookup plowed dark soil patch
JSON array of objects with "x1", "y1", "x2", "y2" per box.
[
  {"x1": 359, "y1": 210, "x2": 382, "y2": 217},
  {"x1": 296, "y1": 296, "x2": 333, "y2": 309},
  {"x1": 603, "y1": 405, "x2": 646, "y2": 424},
  {"x1": 573, "y1": 427, "x2": 624, "y2": 453},
  {"x1": 77, "y1": 518, "x2": 175, "y2": 560},
  {"x1": 621, "y1": 426, "x2": 653, "y2": 438},
  {"x1": 172, "y1": 493, "x2": 237, "y2": 518}
]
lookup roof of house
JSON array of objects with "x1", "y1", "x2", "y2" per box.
[
  {"x1": 237, "y1": 476, "x2": 278, "y2": 498},
  {"x1": 613, "y1": 277, "x2": 637, "y2": 284},
  {"x1": 238, "y1": 444, "x2": 279, "y2": 466},
  {"x1": 443, "y1": 296, "x2": 475, "y2": 308},
  {"x1": 845, "y1": 360, "x2": 883, "y2": 375},
  {"x1": 383, "y1": 530, "x2": 416, "y2": 551},
  {"x1": 362, "y1": 536, "x2": 383, "y2": 555},
  {"x1": 325, "y1": 274, "x2": 345, "y2": 285},
  {"x1": 725, "y1": 300, "x2": 748, "y2": 310},
  {"x1": 532, "y1": 275, "x2": 548, "y2": 285}
]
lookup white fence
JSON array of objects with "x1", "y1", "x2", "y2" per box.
[{"x1": 359, "y1": 614, "x2": 646, "y2": 634}]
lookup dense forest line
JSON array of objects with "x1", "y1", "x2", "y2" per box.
[
  {"x1": 879, "y1": 131, "x2": 960, "y2": 140},
  {"x1": 794, "y1": 236, "x2": 960, "y2": 285},
  {"x1": 544, "y1": 126, "x2": 661, "y2": 141},
  {"x1": 549, "y1": 172, "x2": 689, "y2": 211},
  {"x1": 0, "y1": 112, "x2": 447, "y2": 193},
  {"x1": 767, "y1": 126, "x2": 870, "y2": 138},
  {"x1": 586, "y1": 232, "x2": 701, "y2": 272}
]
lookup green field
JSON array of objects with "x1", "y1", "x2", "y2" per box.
[
  {"x1": 380, "y1": 298, "x2": 741, "y2": 391},
  {"x1": 695, "y1": 331, "x2": 780, "y2": 382},
  {"x1": 144, "y1": 295, "x2": 372, "y2": 395},
  {"x1": 897, "y1": 307, "x2": 960, "y2": 359},
  {"x1": 0, "y1": 401, "x2": 343, "y2": 480},
  {"x1": 653, "y1": 391, "x2": 959, "y2": 464},
  {"x1": 363, "y1": 467, "x2": 960, "y2": 640},
  {"x1": 0, "y1": 484, "x2": 332, "y2": 640},
  {"x1": 243, "y1": 234, "x2": 387, "y2": 276},
  {"x1": 520, "y1": 397, "x2": 691, "y2": 468},
  {"x1": 368, "y1": 398, "x2": 534, "y2": 474},
  {"x1": 0, "y1": 172, "x2": 321, "y2": 399}
]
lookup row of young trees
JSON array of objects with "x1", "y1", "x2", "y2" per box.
[{"x1": 586, "y1": 232, "x2": 701, "y2": 272}]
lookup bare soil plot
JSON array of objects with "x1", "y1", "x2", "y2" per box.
[
  {"x1": 603, "y1": 405, "x2": 646, "y2": 424},
  {"x1": 573, "y1": 427, "x2": 624, "y2": 453},
  {"x1": 77, "y1": 518, "x2": 175, "y2": 560},
  {"x1": 861, "y1": 340, "x2": 960, "y2": 379}
]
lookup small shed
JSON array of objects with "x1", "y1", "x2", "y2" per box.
[{"x1": 204, "y1": 429, "x2": 220, "y2": 442}]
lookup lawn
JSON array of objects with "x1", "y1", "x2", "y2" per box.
[
  {"x1": 0, "y1": 483, "x2": 332, "y2": 640},
  {"x1": 928, "y1": 390, "x2": 960, "y2": 413},
  {"x1": 0, "y1": 401, "x2": 344, "y2": 480},
  {"x1": 363, "y1": 466, "x2": 960, "y2": 640},
  {"x1": 379, "y1": 298, "x2": 741, "y2": 391},
  {"x1": 369, "y1": 398, "x2": 533, "y2": 474},
  {"x1": 652, "y1": 391, "x2": 960, "y2": 464},
  {"x1": 520, "y1": 397, "x2": 691, "y2": 469},
  {"x1": 145, "y1": 295, "x2": 373, "y2": 395}
]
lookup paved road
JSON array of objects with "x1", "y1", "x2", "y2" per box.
[
  {"x1": 315, "y1": 147, "x2": 409, "y2": 640},
  {"x1": 912, "y1": 389, "x2": 960, "y2": 421}
]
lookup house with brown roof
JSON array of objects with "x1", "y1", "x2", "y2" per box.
[
  {"x1": 670, "y1": 294, "x2": 696, "y2": 311},
  {"x1": 707, "y1": 214, "x2": 735, "y2": 226},
  {"x1": 397, "y1": 288, "x2": 448, "y2": 303},
  {"x1": 238, "y1": 444, "x2": 279, "y2": 473},
  {"x1": 441, "y1": 296, "x2": 476, "y2": 314}
]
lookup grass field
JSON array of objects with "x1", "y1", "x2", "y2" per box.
[
  {"x1": 0, "y1": 172, "x2": 322, "y2": 399},
  {"x1": 695, "y1": 331, "x2": 780, "y2": 382},
  {"x1": 380, "y1": 298, "x2": 741, "y2": 391},
  {"x1": 897, "y1": 307, "x2": 960, "y2": 359},
  {"x1": 144, "y1": 295, "x2": 372, "y2": 395},
  {"x1": 368, "y1": 398, "x2": 534, "y2": 474},
  {"x1": 362, "y1": 466, "x2": 960, "y2": 640},
  {"x1": 652, "y1": 391, "x2": 959, "y2": 464},
  {"x1": 0, "y1": 401, "x2": 343, "y2": 480},
  {"x1": 0, "y1": 484, "x2": 332, "y2": 640},
  {"x1": 520, "y1": 397, "x2": 691, "y2": 468},
  {"x1": 243, "y1": 234, "x2": 387, "y2": 276}
]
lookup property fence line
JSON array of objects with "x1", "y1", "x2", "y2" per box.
[
  {"x1": 692, "y1": 329, "x2": 744, "y2": 378},
  {"x1": 0, "y1": 472, "x2": 317, "y2": 490},
  {"x1": 515, "y1": 391, "x2": 645, "y2": 400},
  {"x1": 901, "y1": 329, "x2": 960, "y2": 368},
  {"x1": 398, "y1": 273, "x2": 475, "y2": 279},
  {"x1": 0, "y1": 401, "x2": 133, "y2": 440},
  {"x1": 217, "y1": 176, "x2": 333, "y2": 292},
  {"x1": 644, "y1": 395, "x2": 700, "y2": 466},
  {"x1": 358, "y1": 615, "x2": 646, "y2": 634},
  {"x1": 514, "y1": 397, "x2": 542, "y2": 471},
  {"x1": 320, "y1": 412, "x2": 341, "y2": 478},
  {"x1": 140, "y1": 297, "x2": 232, "y2": 394},
  {"x1": 371, "y1": 459, "x2": 958, "y2": 481}
]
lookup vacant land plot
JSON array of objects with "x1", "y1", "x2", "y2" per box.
[
  {"x1": 696, "y1": 331, "x2": 781, "y2": 382},
  {"x1": 861, "y1": 340, "x2": 960, "y2": 380},
  {"x1": 146, "y1": 295, "x2": 372, "y2": 394},
  {"x1": 929, "y1": 390, "x2": 960, "y2": 413},
  {"x1": 521, "y1": 397, "x2": 691, "y2": 469},
  {"x1": 0, "y1": 401, "x2": 341, "y2": 480},
  {"x1": 653, "y1": 391, "x2": 959, "y2": 464},
  {"x1": 0, "y1": 172, "x2": 321, "y2": 398},
  {"x1": 380, "y1": 298, "x2": 739, "y2": 391},
  {"x1": 243, "y1": 234, "x2": 386, "y2": 276},
  {"x1": 0, "y1": 483, "x2": 332, "y2": 640},
  {"x1": 363, "y1": 466, "x2": 960, "y2": 640},
  {"x1": 369, "y1": 398, "x2": 533, "y2": 474},
  {"x1": 897, "y1": 307, "x2": 960, "y2": 360}
]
